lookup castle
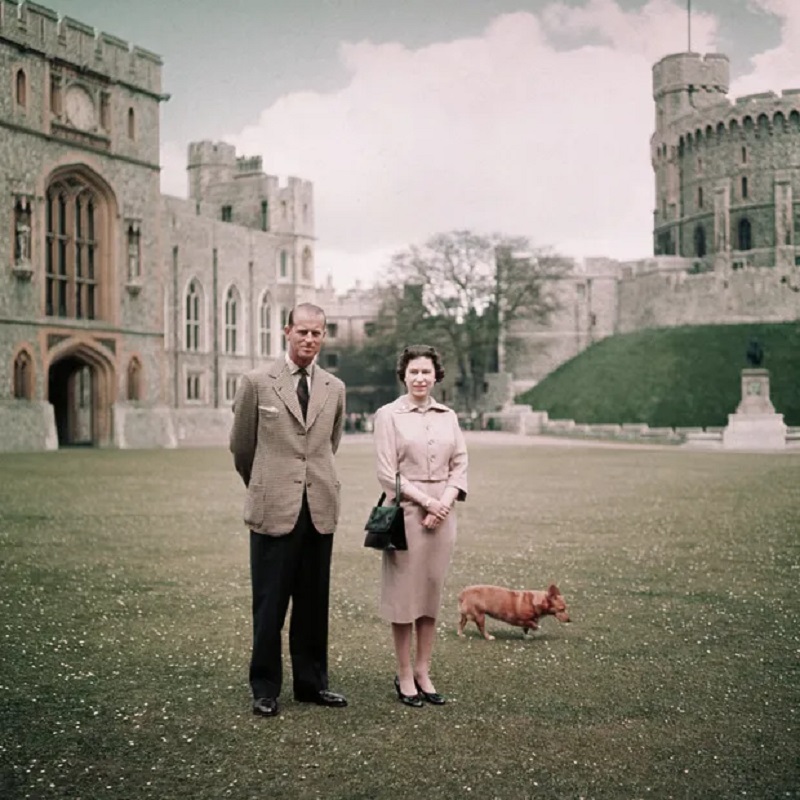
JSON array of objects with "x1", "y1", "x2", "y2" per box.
[
  {"x1": 507, "y1": 51, "x2": 800, "y2": 392},
  {"x1": 1, "y1": 2, "x2": 799, "y2": 451},
  {"x1": 0, "y1": 1, "x2": 322, "y2": 450}
]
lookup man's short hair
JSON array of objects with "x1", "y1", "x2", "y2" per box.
[{"x1": 287, "y1": 303, "x2": 327, "y2": 327}]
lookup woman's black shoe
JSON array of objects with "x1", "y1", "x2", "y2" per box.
[
  {"x1": 414, "y1": 678, "x2": 446, "y2": 705},
  {"x1": 394, "y1": 676, "x2": 423, "y2": 708}
]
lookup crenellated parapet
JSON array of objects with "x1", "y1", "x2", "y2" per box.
[
  {"x1": 185, "y1": 140, "x2": 314, "y2": 241},
  {"x1": 0, "y1": 0, "x2": 162, "y2": 97},
  {"x1": 651, "y1": 51, "x2": 800, "y2": 265}
]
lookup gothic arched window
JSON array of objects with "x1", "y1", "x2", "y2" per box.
[
  {"x1": 45, "y1": 174, "x2": 109, "y2": 320},
  {"x1": 259, "y1": 292, "x2": 273, "y2": 357},
  {"x1": 280, "y1": 306, "x2": 289, "y2": 352},
  {"x1": 224, "y1": 286, "x2": 240, "y2": 354},
  {"x1": 185, "y1": 280, "x2": 202, "y2": 352}
]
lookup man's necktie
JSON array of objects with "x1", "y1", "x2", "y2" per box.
[{"x1": 297, "y1": 368, "x2": 309, "y2": 420}]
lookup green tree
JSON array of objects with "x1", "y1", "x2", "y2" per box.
[{"x1": 386, "y1": 230, "x2": 569, "y2": 410}]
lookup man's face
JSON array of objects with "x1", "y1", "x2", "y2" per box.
[{"x1": 285, "y1": 310, "x2": 326, "y2": 367}]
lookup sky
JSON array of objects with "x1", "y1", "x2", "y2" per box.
[{"x1": 51, "y1": 1, "x2": 799, "y2": 290}]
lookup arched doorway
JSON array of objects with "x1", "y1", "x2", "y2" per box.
[{"x1": 47, "y1": 340, "x2": 115, "y2": 447}]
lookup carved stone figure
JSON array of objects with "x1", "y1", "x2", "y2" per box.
[{"x1": 15, "y1": 219, "x2": 31, "y2": 263}]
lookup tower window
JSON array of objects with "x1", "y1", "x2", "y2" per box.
[
  {"x1": 221, "y1": 205, "x2": 232, "y2": 222},
  {"x1": 127, "y1": 107, "x2": 135, "y2": 139},
  {"x1": 738, "y1": 218, "x2": 752, "y2": 251},
  {"x1": 261, "y1": 200, "x2": 269, "y2": 231},
  {"x1": 15, "y1": 69, "x2": 27, "y2": 108},
  {"x1": 50, "y1": 73, "x2": 62, "y2": 115},
  {"x1": 694, "y1": 225, "x2": 706, "y2": 258},
  {"x1": 100, "y1": 93, "x2": 110, "y2": 130},
  {"x1": 697, "y1": 186, "x2": 703, "y2": 209},
  {"x1": 741, "y1": 176, "x2": 748, "y2": 199},
  {"x1": 741, "y1": 146, "x2": 747, "y2": 164}
]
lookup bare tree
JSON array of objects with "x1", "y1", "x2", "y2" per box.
[{"x1": 386, "y1": 230, "x2": 569, "y2": 409}]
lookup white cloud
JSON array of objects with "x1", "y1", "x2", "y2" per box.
[
  {"x1": 160, "y1": 1, "x2": 725, "y2": 291},
  {"x1": 733, "y1": 1, "x2": 800, "y2": 95},
  {"x1": 159, "y1": 140, "x2": 186, "y2": 198}
]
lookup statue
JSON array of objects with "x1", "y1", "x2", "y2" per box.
[
  {"x1": 746, "y1": 338, "x2": 764, "y2": 368},
  {"x1": 14, "y1": 202, "x2": 31, "y2": 263}
]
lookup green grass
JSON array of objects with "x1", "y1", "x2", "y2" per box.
[
  {"x1": 518, "y1": 322, "x2": 800, "y2": 427},
  {"x1": 1, "y1": 440, "x2": 799, "y2": 799}
]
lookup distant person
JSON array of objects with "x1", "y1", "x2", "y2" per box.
[
  {"x1": 230, "y1": 303, "x2": 347, "y2": 718},
  {"x1": 372, "y1": 345, "x2": 468, "y2": 707}
]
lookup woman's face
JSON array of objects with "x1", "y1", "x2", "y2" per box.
[{"x1": 404, "y1": 356, "x2": 436, "y2": 400}]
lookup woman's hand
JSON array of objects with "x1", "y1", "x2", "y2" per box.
[
  {"x1": 422, "y1": 512, "x2": 439, "y2": 530},
  {"x1": 425, "y1": 498, "x2": 450, "y2": 522}
]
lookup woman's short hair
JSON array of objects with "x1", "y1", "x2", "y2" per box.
[{"x1": 396, "y1": 345, "x2": 445, "y2": 383}]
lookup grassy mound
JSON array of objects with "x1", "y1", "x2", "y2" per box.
[{"x1": 518, "y1": 322, "x2": 800, "y2": 427}]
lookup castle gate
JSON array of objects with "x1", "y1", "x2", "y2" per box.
[{"x1": 47, "y1": 340, "x2": 115, "y2": 447}]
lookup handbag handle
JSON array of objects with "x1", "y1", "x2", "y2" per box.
[{"x1": 377, "y1": 473, "x2": 402, "y2": 508}]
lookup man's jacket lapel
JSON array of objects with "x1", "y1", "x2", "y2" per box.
[
  {"x1": 306, "y1": 369, "x2": 331, "y2": 430},
  {"x1": 272, "y1": 363, "x2": 305, "y2": 426}
]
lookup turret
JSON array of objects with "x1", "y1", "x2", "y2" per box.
[
  {"x1": 187, "y1": 141, "x2": 236, "y2": 201},
  {"x1": 653, "y1": 52, "x2": 729, "y2": 133}
]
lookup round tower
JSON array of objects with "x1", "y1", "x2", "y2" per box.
[{"x1": 651, "y1": 53, "x2": 730, "y2": 256}]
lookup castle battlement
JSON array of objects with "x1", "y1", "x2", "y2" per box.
[
  {"x1": 0, "y1": 0, "x2": 162, "y2": 96},
  {"x1": 658, "y1": 94, "x2": 800, "y2": 148},
  {"x1": 236, "y1": 156, "x2": 263, "y2": 175},
  {"x1": 735, "y1": 91, "x2": 779, "y2": 105}
]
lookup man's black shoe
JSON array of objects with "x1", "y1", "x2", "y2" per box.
[
  {"x1": 252, "y1": 697, "x2": 279, "y2": 717},
  {"x1": 294, "y1": 689, "x2": 348, "y2": 708}
]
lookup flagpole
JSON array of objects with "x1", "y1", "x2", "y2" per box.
[{"x1": 688, "y1": 0, "x2": 692, "y2": 52}]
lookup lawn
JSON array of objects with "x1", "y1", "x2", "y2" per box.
[
  {"x1": 0, "y1": 437, "x2": 798, "y2": 799},
  {"x1": 519, "y1": 322, "x2": 800, "y2": 427}
]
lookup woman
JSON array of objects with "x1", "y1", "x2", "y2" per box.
[{"x1": 373, "y1": 345, "x2": 468, "y2": 707}]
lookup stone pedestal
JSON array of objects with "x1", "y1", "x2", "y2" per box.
[{"x1": 722, "y1": 369, "x2": 787, "y2": 450}]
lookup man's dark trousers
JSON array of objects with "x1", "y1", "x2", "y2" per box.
[{"x1": 249, "y1": 494, "x2": 333, "y2": 699}]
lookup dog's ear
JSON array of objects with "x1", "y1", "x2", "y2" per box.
[{"x1": 548, "y1": 584, "x2": 560, "y2": 597}]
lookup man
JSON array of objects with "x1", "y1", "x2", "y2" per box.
[{"x1": 230, "y1": 302, "x2": 347, "y2": 717}]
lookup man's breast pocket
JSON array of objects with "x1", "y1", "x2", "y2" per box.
[{"x1": 258, "y1": 405, "x2": 280, "y2": 424}]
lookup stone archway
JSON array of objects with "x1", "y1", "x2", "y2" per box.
[{"x1": 47, "y1": 340, "x2": 115, "y2": 447}]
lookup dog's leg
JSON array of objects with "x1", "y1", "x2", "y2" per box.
[
  {"x1": 457, "y1": 613, "x2": 467, "y2": 637},
  {"x1": 475, "y1": 612, "x2": 495, "y2": 641}
]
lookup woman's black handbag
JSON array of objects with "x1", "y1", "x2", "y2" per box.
[{"x1": 364, "y1": 473, "x2": 408, "y2": 551}]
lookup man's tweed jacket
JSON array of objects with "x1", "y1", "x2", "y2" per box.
[{"x1": 229, "y1": 360, "x2": 345, "y2": 535}]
